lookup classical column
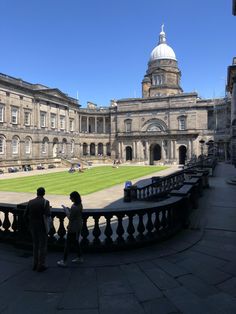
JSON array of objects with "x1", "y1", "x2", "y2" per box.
[
  {"x1": 95, "y1": 117, "x2": 97, "y2": 133},
  {"x1": 87, "y1": 117, "x2": 89, "y2": 132},
  {"x1": 173, "y1": 140, "x2": 176, "y2": 159},
  {"x1": 146, "y1": 141, "x2": 150, "y2": 163},
  {"x1": 103, "y1": 117, "x2": 106, "y2": 133}
]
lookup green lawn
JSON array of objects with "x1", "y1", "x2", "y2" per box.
[{"x1": 0, "y1": 165, "x2": 168, "y2": 195}]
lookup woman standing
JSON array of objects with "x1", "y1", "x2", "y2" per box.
[{"x1": 57, "y1": 191, "x2": 83, "y2": 267}]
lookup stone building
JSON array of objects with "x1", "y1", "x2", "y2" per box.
[{"x1": 0, "y1": 26, "x2": 231, "y2": 170}]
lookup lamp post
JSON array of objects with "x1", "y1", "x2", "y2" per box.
[{"x1": 199, "y1": 139, "x2": 205, "y2": 168}]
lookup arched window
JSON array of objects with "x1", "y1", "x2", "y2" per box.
[
  {"x1": 0, "y1": 136, "x2": 5, "y2": 154},
  {"x1": 12, "y1": 136, "x2": 19, "y2": 154},
  {"x1": 25, "y1": 137, "x2": 32, "y2": 154}
]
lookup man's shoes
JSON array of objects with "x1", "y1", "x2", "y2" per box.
[
  {"x1": 72, "y1": 257, "x2": 84, "y2": 263},
  {"x1": 37, "y1": 265, "x2": 47, "y2": 272},
  {"x1": 57, "y1": 260, "x2": 67, "y2": 267}
]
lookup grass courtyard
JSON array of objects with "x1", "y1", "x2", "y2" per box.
[{"x1": 0, "y1": 165, "x2": 168, "y2": 195}]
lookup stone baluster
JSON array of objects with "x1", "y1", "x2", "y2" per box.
[
  {"x1": 81, "y1": 215, "x2": 89, "y2": 247},
  {"x1": 3, "y1": 211, "x2": 11, "y2": 233},
  {"x1": 12, "y1": 212, "x2": 18, "y2": 233},
  {"x1": 154, "y1": 211, "x2": 161, "y2": 233},
  {"x1": 146, "y1": 211, "x2": 154, "y2": 238},
  {"x1": 137, "y1": 212, "x2": 145, "y2": 240},
  {"x1": 48, "y1": 216, "x2": 56, "y2": 242},
  {"x1": 161, "y1": 209, "x2": 168, "y2": 230},
  {"x1": 116, "y1": 213, "x2": 125, "y2": 244},
  {"x1": 57, "y1": 214, "x2": 66, "y2": 242},
  {"x1": 127, "y1": 213, "x2": 135, "y2": 243},
  {"x1": 93, "y1": 216, "x2": 101, "y2": 246},
  {"x1": 104, "y1": 214, "x2": 113, "y2": 245}
]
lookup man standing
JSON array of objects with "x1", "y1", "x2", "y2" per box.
[{"x1": 25, "y1": 187, "x2": 51, "y2": 272}]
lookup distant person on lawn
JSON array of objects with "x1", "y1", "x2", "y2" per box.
[
  {"x1": 24, "y1": 187, "x2": 51, "y2": 272},
  {"x1": 57, "y1": 191, "x2": 83, "y2": 267}
]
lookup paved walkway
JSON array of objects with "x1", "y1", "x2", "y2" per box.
[{"x1": 1, "y1": 163, "x2": 236, "y2": 313}]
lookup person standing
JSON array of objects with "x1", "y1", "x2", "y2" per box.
[
  {"x1": 24, "y1": 187, "x2": 51, "y2": 272},
  {"x1": 57, "y1": 191, "x2": 83, "y2": 267}
]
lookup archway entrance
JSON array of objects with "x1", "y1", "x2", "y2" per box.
[
  {"x1": 179, "y1": 145, "x2": 187, "y2": 164},
  {"x1": 126, "y1": 146, "x2": 132, "y2": 161},
  {"x1": 150, "y1": 144, "x2": 161, "y2": 165}
]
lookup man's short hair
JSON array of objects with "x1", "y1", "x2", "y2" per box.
[{"x1": 37, "y1": 187, "x2": 45, "y2": 196}]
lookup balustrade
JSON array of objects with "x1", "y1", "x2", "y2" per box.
[{"x1": 0, "y1": 196, "x2": 184, "y2": 252}]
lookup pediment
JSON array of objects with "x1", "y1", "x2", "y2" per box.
[
  {"x1": 42, "y1": 88, "x2": 68, "y2": 99},
  {"x1": 38, "y1": 88, "x2": 70, "y2": 100}
]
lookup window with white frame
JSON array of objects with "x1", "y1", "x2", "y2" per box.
[
  {"x1": 69, "y1": 119, "x2": 74, "y2": 131},
  {"x1": 60, "y1": 116, "x2": 65, "y2": 130},
  {"x1": 50, "y1": 114, "x2": 56, "y2": 128},
  {"x1": 12, "y1": 137, "x2": 19, "y2": 154},
  {"x1": 40, "y1": 112, "x2": 46, "y2": 128},
  {"x1": 0, "y1": 105, "x2": 4, "y2": 122},
  {"x1": 24, "y1": 111, "x2": 31, "y2": 126},
  {"x1": 0, "y1": 136, "x2": 5, "y2": 154},
  {"x1": 178, "y1": 116, "x2": 186, "y2": 130},
  {"x1": 25, "y1": 138, "x2": 31, "y2": 154},
  {"x1": 11, "y1": 108, "x2": 18, "y2": 124}
]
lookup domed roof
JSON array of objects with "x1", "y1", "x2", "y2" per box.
[{"x1": 150, "y1": 25, "x2": 177, "y2": 61}]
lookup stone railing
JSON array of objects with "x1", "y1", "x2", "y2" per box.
[
  {"x1": 135, "y1": 170, "x2": 185, "y2": 201},
  {"x1": 0, "y1": 196, "x2": 186, "y2": 252},
  {"x1": 0, "y1": 161, "x2": 212, "y2": 252}
]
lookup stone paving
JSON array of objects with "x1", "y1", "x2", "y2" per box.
[{"x1": 0, "y1": 163, "x2": 236, "y2": 313}]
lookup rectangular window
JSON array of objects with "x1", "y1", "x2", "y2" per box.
[
  {"x1": 24, "y1": 112, "x2": 30, "y2": 126},
  {"x1": 12, "y1": 139, "x2": 18, "y2": 154},
  {"x1": 50, "y1": 114, "x2": 56, "y2": 128},
  {"x1": 126, "y1": 122, "x2": 132, "y2": 132},
  {"x1": 11, "y1": 108, "x2": 18, "y2": 124},
  {"x1": 0, "y1": 105, "x2": 4, "y2": 122},
  {"x1": 40, "y1": 112, "x2": 46, "y2": 128},
  {"x1": 179, "y1": 118, "x2": 186, "y2": 130},
  {"x1": 60, "y1": 116, "x2": 65, "y2": 129},
  {"x1": 25, "y1": 140, "x2": 30, "y2": 154},
  {"x1": 69, "y1": 119, "x2": 74, "y2": 131}
]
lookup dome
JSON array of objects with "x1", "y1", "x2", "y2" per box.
[{"x1": 150, "y1": 25, "x2": 177, "y2": 61}]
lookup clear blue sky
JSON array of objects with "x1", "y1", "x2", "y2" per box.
[{"x1": 0, "y1": 0, "x2": 235, "y2": 107}]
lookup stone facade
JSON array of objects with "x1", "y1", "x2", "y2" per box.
[{"x1": 0, "y1": 27, "x2": 232, "y2": 170}]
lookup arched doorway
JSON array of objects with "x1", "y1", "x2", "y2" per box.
[
  {"x1": 126, "y1": 146, "x2": 132, "y2": 161},
  {"x1": 150, "y1": 144, "x2": 161, "y2": 165},
  {"x1": 98, "y1": 143, "x2": 103, "y2": 155},
  {"x1": 179, "y1": 145, "x2": 187, "y2": 165},
  {"x1": 90, "y1": 143, "x2": 95, "y2": 156}
]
